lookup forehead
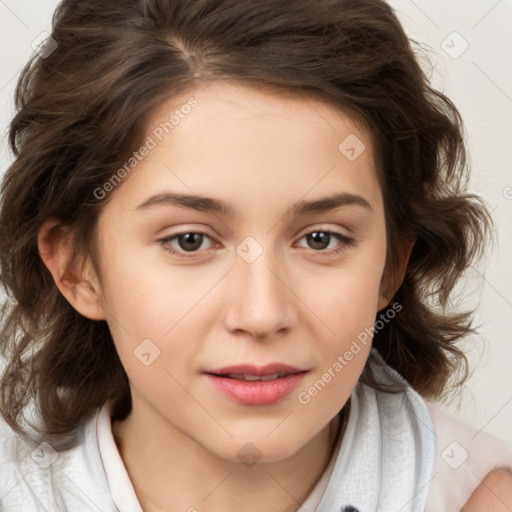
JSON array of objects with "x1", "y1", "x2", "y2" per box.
[
  {"x1": 150, "y1": 80, "x2": 374, "y2": 155},
  {"x1": 106, "y1": 80, "x2": 383, "y2": 218}
]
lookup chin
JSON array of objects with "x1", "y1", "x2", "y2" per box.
[{"x1": 208, "y1": 431, "x2": 308, "y2": 466}]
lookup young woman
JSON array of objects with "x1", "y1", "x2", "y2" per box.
[{"x1": 1, "y1": 1, "x2": 511, "y2": 511}]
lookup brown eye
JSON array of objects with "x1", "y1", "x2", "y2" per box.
[
  {"x1": 297, "y1": 230, "x2": 354, "y2": 253},
  {"x1": 158, "y1": 231, "x2": 215, "y2": 259},
  {"x1": 176, "y1": 233, "x2": 205, "y2": 252},
  {"x1": 306, "y1": 231, "x2": 331, "y2": 250}
]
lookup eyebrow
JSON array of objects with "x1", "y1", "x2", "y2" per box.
[{"x1": 135, "y1": 191, "x2": 374, "y2": 216}]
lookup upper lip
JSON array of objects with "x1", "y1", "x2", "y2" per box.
[{"x1": 204, "y1": 363, "x2": 308, "y2": 376}]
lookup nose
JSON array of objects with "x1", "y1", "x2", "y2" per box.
[{"x1": 222, "y1": 245, "x2": 297, "y2": 340}]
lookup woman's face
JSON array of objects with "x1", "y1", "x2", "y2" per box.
[{"x1": 94, "y1": 80, "x2": 390, "y2": 462}]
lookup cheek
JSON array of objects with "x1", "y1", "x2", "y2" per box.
[
  {"x1": 99, "y1": 250, "x2": 214, "y2": 379},
  {"x1": 305, "y1": 263, "x2": 385, "y2": 335},
  {"x1": 99, "y1": 235, "x2": 183, "y2": 325},
  {"x1": 298, "y1": 251, "x2": 386, "y2": 390},
  {"x1": 295, "y1": 271, "x2": 381, "y2": 415}
]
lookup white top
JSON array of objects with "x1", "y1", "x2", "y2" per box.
[{"x1": 1, "y1": 347, "x2": 511, "y2": 511}]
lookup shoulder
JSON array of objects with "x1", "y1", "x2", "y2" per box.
[
  {"x1": 0, "y1": 408, "x2": 116, "y2": 511},
  {"x1": 461, "y1": 469, "x2": 512, "y2": 511},
  {"x1": 0, "y1": 414, "x2": 35, "y2": 482},
  {"x1": 0, "y1": 414, "x2": 44, "y2": 510},
  {"x1": 424, "y1": 400, "x2": 512, "y2": 512}
]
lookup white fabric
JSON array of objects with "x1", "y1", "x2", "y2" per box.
[
  {"x1": 1, "y1": 347, "x2": 511, "y2": 511},
  {"x1": 312, "y1": 347, "x2": 437, "y2": 511},
  {"x1": 0, "y1": 405, "x2": 118, "y2": 511},
  {"x1": 97, "y1": 405, "x2": 142, "y2": 512}
]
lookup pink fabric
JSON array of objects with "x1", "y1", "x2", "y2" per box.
[{"x1": 424, "y1": 400, "x2": 512, "y2": 512}]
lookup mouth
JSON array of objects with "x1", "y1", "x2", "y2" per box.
[
  {"x1": 205, "y1": 363, "x2": 307, "y2": 375},
  {"x1": 213, "y1": 372, "x2": 291, "y2": 381},
  {"x1": 203, "y1": 364, "x2": 308, "y2": 406}
]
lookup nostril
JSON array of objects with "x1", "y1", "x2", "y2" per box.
[{"x1": 340, "y1": 507, "x2": 360, "y2": 512}]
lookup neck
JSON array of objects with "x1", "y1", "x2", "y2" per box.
[{"x1": 112, "y1": 403, "x2": 348, "y2": 512}]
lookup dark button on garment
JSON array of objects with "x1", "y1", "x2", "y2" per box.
[{"x1": 341, "y1": 507, "x2": 360, "y2": 512}]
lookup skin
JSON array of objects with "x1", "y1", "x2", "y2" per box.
[
  {"x1": 462, "y1": 469, "x2": 512, "y2": 511},
  {"x1": 38, "y1": 80, "x2": 414, "y2": 511}
]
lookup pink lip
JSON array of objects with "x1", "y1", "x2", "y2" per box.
[
  {"x1": 204, "y1": 363, "x2": 308, "y2": 406},
  {"x1": 206, "y1": 363, "x2": 306, "y2": 376}
]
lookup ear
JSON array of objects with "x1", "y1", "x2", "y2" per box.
[
  {"x1": 37, "y1": 218, "x2": 107, "y2": 320},
  {"x1": 377, "y1": 238, "x2": 415, "y2": 311}
]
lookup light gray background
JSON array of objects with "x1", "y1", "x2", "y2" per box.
[{"x1": 1, "y1": 0, "x2": 511, "y2": 443}]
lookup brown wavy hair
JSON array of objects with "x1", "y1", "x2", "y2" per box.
[{"x1": 0, "y1": 0, "x2": 493, "y2": 449}]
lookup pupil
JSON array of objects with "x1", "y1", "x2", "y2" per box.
[
  {"x1": 308, "y1": 231, "x2": 329, "y2": 250},
  {"x1": 179, "y1": 233, "x2": 203, "y2": 251}
]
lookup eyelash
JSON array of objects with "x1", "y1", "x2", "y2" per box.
[{"x1": 157, "y1": 228, "x2": 355, "y2": 260}]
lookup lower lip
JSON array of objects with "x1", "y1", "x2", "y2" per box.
[{"x1": 205, "y1": 372, "x2": 307, "y2": 406}]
